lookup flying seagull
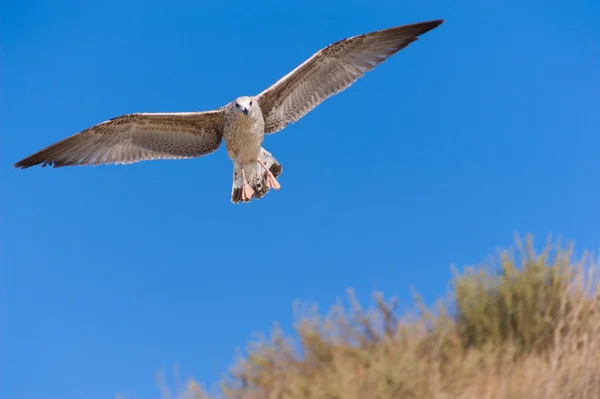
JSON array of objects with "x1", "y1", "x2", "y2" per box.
[{"x1": 14, "y1": 19, "x2": 444, "y2": 203}]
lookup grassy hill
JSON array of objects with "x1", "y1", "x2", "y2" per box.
[{"x1": 156, "y1": 235, "x2": 600, "y2": 399}]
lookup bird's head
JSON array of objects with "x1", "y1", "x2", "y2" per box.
[{"x1": 232, "y1": 96, "x2": 254, "y2": 116}]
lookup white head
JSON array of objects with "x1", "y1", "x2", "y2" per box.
[{"x1": 232, "y1": 96, "x2": 254, "y2": 116}]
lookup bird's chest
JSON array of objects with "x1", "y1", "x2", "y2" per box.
[{"x1": 223, "y1": 115, "x2": 265, "y2": 162}]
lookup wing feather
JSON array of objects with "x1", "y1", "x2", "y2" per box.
[
  {"x1": 256, "y1": 19, "x2": 444, "y2": 134},
  {"x1": 14, "y1": 110, "x2": 225, "y2": 169}
]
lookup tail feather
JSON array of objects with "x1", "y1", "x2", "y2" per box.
[{"x1": 231, "y1": 148, "x2": 282, "y2": 204}]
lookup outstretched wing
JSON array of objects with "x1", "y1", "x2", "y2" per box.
[
  {"x1": 256, "y1": 19, "x2": 443, "y2": 134},
  {"x1": 14, "y1": 110, "x2": 225, "y2": 168}
]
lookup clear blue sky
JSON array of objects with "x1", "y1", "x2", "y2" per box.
[{"x1": 1, "y1": 0, "x2": 599, "y2": 398}]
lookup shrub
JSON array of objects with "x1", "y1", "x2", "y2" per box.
[
  {"x1": 453, "y1": 235, "x2": 596, "y2": 355},
  {"x1": 154, "y1": 234, "x2": 600, "y2": 399}
]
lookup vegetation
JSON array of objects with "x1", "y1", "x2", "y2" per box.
[{"x1": 156, "y1": 235, "x2": 600, "y2": 399}]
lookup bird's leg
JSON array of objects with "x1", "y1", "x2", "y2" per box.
[
  {"x1": 258, "y1": 160, "x2": 281, "y2": 190},
  {"x1": 241, "y1": 166, "x2": 255, "y2": 201}
]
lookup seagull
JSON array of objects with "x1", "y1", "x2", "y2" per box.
[{"x1": 14, "y1": 19, "x2": 444, "y2": 204}]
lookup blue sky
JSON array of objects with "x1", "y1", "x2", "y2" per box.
[{"x1": 1, "y1": 0, "x2": 599, "y2": 398}]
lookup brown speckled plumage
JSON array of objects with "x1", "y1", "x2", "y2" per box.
[
  {"x1": 13, "y1": 111, "x2": 225, "y2": 168},
  {"x1": 257, "y1": 20, "x2": 444, "y2": 134},
  {"x1": 14, "y1": 19, "x2": 443, "y2": 204}
]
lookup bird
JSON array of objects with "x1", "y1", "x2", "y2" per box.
[{"x1": 14, "y1": 19, "x2": 444, "y2": 204}]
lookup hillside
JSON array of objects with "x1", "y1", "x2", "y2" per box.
[{"x1": 157, "y1": 235, "x2": 600, "y2": 399}]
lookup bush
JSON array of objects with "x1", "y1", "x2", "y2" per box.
[
  {"x1": 155, "y1": 234, "x2": 600, "y2": 399},
  {"x1": 453, "y1": 235, "x2": 596, "y2": 355}
]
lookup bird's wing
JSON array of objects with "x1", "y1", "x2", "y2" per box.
[
  {"x1": 14, "y1": 110, "x2": 225, "y2": 168},
  {"x1": 256, "y1": 19, "x2": 443, "y2": 134}
]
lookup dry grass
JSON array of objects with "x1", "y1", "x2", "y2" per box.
[{"x1": 157, "y1": 234, "x2": 600, "y2": 399}]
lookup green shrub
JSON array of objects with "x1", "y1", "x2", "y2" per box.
[{"x1": 453, "y1": 234, "x2": 588, "y2": 355}]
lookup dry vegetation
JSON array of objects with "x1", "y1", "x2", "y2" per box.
[{"x1": 156, "y1": 235, "x2": 600, "y2": 399}]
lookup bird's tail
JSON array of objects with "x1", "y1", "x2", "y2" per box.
[{"x1": 231, "y1": 148, "x2": 283, "y2": 204}]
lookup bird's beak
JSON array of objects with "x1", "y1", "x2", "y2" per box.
[{"x1": 242, "y1": 108, "x2": 249, "y2": 116}]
